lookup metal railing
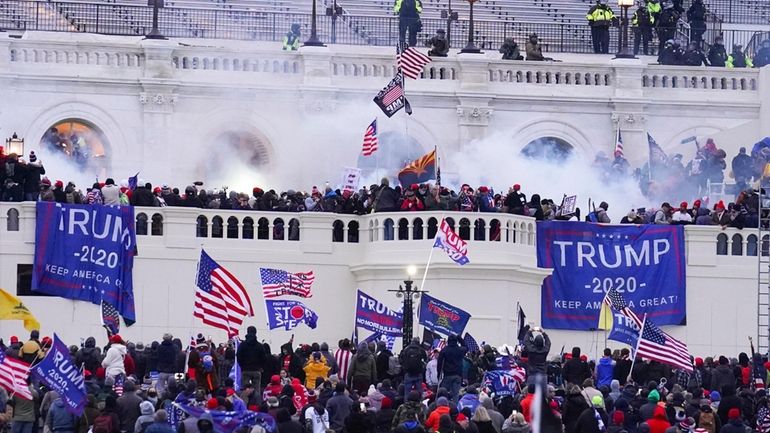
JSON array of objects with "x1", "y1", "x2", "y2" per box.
[{"x1": 702, "y1": 0, "x2": 770, "y2": 24}]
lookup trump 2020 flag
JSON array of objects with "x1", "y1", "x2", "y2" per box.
[
  {"x1": 265, "y1": 300, "x2": 318, "y2": 330},
  {"x1": 433, "y1": 219, "x2": 469, "y2": 265},
  {"x1": 30, "y1": 334, "x2": 87, "y2": 415}
]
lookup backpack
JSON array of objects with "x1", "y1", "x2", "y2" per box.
[
  {"x1": 698, "y1": 411, "x2": 715, "y2": 433},
  {"x1": 92, "y1": 414, "x2": 114, "y2": 433},
  {"x1": 401, "y1": 348, "x2": 424, "y2": 375}
]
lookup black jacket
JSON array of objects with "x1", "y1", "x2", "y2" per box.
[
  {"x1": 522, "y1": 331, "x2": 551, "y2": 375},
  {"x1": 130, "y1": 186, "x2": 156, "y2": 207},
  {"x1": 237, "y1": 334, "x2": 265, "y2": 371},
  {"x1": 574, "y1": 407, "x2": 608, "y2": 433},
  {"x1": 708, "y1": 44, "x2": 728, "y2": 67},
  {"x1": 437, "y1": 344, "x2": 467, "y2": 377},
  {"x1": 563, "y1": 359, "x2": 592, "y2": 385},
  {"x1": 156, "y1": 340, "x2": 177, "y2": 373},
  {"x1": 374, "y1": 186, "x2": 400, "y2": 212}
]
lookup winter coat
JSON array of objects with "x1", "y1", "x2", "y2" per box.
[
  {"x1": 392, "y1": 401, "x2": 426, "y2": 429},
  {"x1": 476, "y1": 420, "x2": 496, "y2": 433},
  {"x1": 563, "y1": 359, "x2": 592, "y2": 385},
  {"x1": 130, "y1": 187, "x2": 156, "y2": 207},
  {"x1": 156, "y1": 340, "x2": 177, "y2": 374},
  {"x1": 395, "y1": 420, "x2": 427, "y2": 433},
  {"x1": 101, "y1": 184, "x2": 121, "y2": 205},
  {"x1": 303, "y1": 359, "x2": 331, "y2": 389},
  {"x1": 145, "y1": 422, "x2": 175, "y2": 433},
  {"x1": 563, "y1": 394, "x2": 590, "y2": 433},
  {"x1": 711, "y1": 365, "x2": 737, "y2": 394},
  {"x1": 46, "y1": 399, "x2": 75, "y2": 432},
  {"x1": 646, "y1": 407, "x2": 671, "y2": 433},
  {"x1": 102, "y1": 343, "x2": 127, "y2": 377},
  {"x1": 348, "y1": 353, "x2": 377, "y2": 384},
  {"x1": 574, "y1": 407, "x2": 608, "y2": 433},
  {"x1": 325, "y1": 393, "x2": 353, "y2": 430},
  {"x1": 596, "y1": 357, "x2": 615, "y2": 388},
  {"x1": 75, "y1": 338, "x2": 102, "y2": 374},
  {"x1": 718, "y1": 419, "x2": 746, "y2": 433},
  {"x1": 426, "y1": 406, "x2": 451, "y2": 432},
  {"x1": 374, "y1": 186, "x2": 400, "y2": 212},
  {"x1": 522, "y1": 331, "x2": 550, "y2": 375},
  {"x1": 458, "y1": 394, "x2": 480, "y2": 415},
  {"x1": 437, "y1": 344, "x2": 467, "y2": 377},
  {"x1": 501, "y1": 419, "x2": 531, "y2": 433},
  {"x1": 237, "y1": 335, "x2": 265, "y2": 371},
  {"x1": 116, "y1": 387, "x2": 143, "y2": 433}
]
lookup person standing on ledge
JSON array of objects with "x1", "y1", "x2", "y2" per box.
[
  {"x1": 394, "y1": 0, "x2": 423, "y2": 48},
  {"x1": 586, "y1": 0, "x2": 615, "y2": 54}
]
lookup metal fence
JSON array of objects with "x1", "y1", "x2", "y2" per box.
[
  {"x1": 702, "y1": 0, "x2": 770, "y2": 24},
  {"x1": 0, "y1": 0, "x2": 708, "y2": 54}
]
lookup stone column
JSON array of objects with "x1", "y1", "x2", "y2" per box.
[
  {"x1": 456, "y1": 103, "x2": 493, "y2": 144},
  {"x1": 137, "y1": 86, "x2": 179, "y2": 180},
  {"x1": 610, "y1": 58, "x2": 647, "y2": 165},
  {"x1": 139, "y1": 39, "x2": 176, "y2": 79},
  {"x1": 299, "y1": 46, "x2": 331, "y2": 87}
]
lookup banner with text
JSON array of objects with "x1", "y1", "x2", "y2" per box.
[
  {"x1": 32, "y1": 203, "x2": 137, "y2": 323},
  {"x1": 355, "y1": 290, "x2": 403, "y2": 336},
  {"x1": 537, "y1": 221, "x2": 686, "y2": 330},
  {"x1": 418, "y1": 293, "x2": 471, "y2": 336},
  {"x1": 31, "y1": 334, "x2": 87, "y2": 416}
]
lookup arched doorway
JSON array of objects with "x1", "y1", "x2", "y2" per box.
[
  {"x1": 38, "y1": 119, "x2": 111, "y2": 175},
  {"x1": 356, "y1": 132, "x2": 424, "y2": 183},
  {"x1": 521, "y1": 137, "x2": 574, "y2": 161},
  {"x1": 201, "y1": 130, "x2": 272, "y2": 189}
]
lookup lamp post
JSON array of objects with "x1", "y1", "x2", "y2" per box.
[
  {"x1": 304, "y1": 0, "x2": 326, "y2": 47},
  {"x1": 614, "y1": 0, "x2": 636, "y2": 58},
  {"x1": 460, "y1": 0, "x2": 482, "y2": 53},
  {"x1": 388, "y1": 266, "x2": 428, "y2": 345},
  {"x1": 145, "y1": 0, "x2": 167, "y2": 40},
  {"x1": 5, "y1": 133, "x2": 25, "y2": 156},
  {"x1": 326, "y1": 0, "x2": 343, "y2": 44}
]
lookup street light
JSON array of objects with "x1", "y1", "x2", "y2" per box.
[
  {"x1": 460, "y1": 0, "x2": 482, "y2": 53},
  {"x1": 304, "y1": 0, "x2": 326, "y2": 47},
  {"x1": 389, "y1": 266, "x2": 428, "y2": 346},
  {"x1": 440, "y1": 1, "x2": 459, "y2": 47},
  {"x1": 145, "y1": 0, "x2": 167, "y2": 40},
  {"x1": 614, "y1": 0, "x2": 636, "y2": 59},
  {"x1": 5, "y1": 133, "x2": 24, "y2": 156}
]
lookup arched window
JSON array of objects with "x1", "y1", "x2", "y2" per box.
[
  {"x1": 747, "y1": 234, "x2": 758, "y2": 256},
  {"x1": 6, "y1": 208, "x2": 19, "y2": 232},
  {"x1": 413, "y1": 218, "x2": 424, "y2": 240},
  {"x1": 521, "y1": 137, "x2": 574, "y2": 161},
  {"x1": 151, "y1": 213, "x2": 163, "y2": 236},
  {"x1": 332, "y1": 220, "x2": 344, "y2": 243},
  {"x1": 211, "y1": 216, "x2": 224, "y2": 238},
  {"x1": 136, "y1": 213, "x2": 148, "y2": 236},
  {"x1": 716, "y1": 233, "x2": 728, "y2": 255},
  {"x1": 257, "y1": 217, "x2": 269, "y2": 240},
  {"x1": 427, "y1": 218, "x2": 438, "y2": 239},
  {"x1": 490, "y1": 219, "x2": 501, "y2": 242},
  {"x1": 474, "y1": 218, "x2": 486, "y2": 241},
  {"x1": 398, "y1": 218, "x2": 409, "y2": 240},
  {"x1": 731, "y1": 233, "x2": 743, "y2": 256},
  {"x1": 196, "y1": 215, "x2": 208, "y2": 237},
  {"x1": 242, "y1": 217, "x2": 254, "y2": 239},
  {"x1": 762, "y1": 235, "x2": 769, "y2": 257},
  {"x1": 288, "y1": 218, "x2": 300, "y2": 241},
  {"x1": 227, "y1": 217, "x2": 239, "y2": 239},
  {"x1": 383, "y1": 218, "x2": 394, "y2": 241},
  {"x1": 348, "y1": 221, "x2": 359, "y2": 243},
  {"x1": 39, "y1": 119, "x2": 111, "y2": 176},
  {"x1": 273, "y1": 218, "x2": 285, "y2": 240},
  {"x1": 458, "y1": 218, "x2": 471, "y2": 241}
]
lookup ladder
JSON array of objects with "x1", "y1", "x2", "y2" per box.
[{"x1": 758, "y1": 189, "x2": 770, "y2": 354}]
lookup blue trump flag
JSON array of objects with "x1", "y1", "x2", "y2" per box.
[
  {"x1": 418, "y1": 293, "x2": 471, "y2": 336},
  {"x1": 31, "y1": 334, "x2": 87, "y2": 416},
  {"x1": 608, "y1": 310, "x2": 641, "y2": 348},
  {"x1": 355, "y1": 290, "x2": 403, "y2": 336},
  {"x1": 172, "y1": 403, "x2": 277, "y2": 433},
  {"x1": 265, "y1": 300, "x2": 318, "y2": 330},
  {"x1": 537, "y1": 221, "x2": 686, "y2": 330},
  {"x1": 32, "y1": 203, "x2": 137, "y2": 324}
]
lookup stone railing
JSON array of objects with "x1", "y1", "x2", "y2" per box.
[
  {"x1": 1, "y1": 203, "x2": 762, "y2": 260},
  {"x1": 1, "y1": 35, "x2": 763, "y2": 102}
]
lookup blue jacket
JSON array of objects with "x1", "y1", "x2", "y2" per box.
[
  {"x1": 596, "y1": 357, "x2": 615, "y2": 388},
  {"x1": 457, "y1": 393, "x2": 480, "y2": 414},
  {"x1": 46, "y1": 399, "x2": 75, "y2": 432},
  {"x1": 145, "y1": 422, "x2": 175, "y2": 433}
]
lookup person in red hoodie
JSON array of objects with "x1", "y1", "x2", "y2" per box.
[
  {"x1": 520, "y1": 384, "x2": 536, "y2": 422},
  {"x1": 425, "y1": 397, "x2": 451, "y2": 432},
  {"x1": 291, "y1": 378, "x2": 308, "y2": 411},
  {"x1": 645, "y1": 406, "x2": 671, "y2": 433}
]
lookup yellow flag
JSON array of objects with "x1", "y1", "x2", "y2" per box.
[
  {"x1": 597, "y1": 302, "x2": 613, "y2": 331},
  {"x1": 763, "y1": 162, "x2": 770, "y2": 179},
  {"x1": 0, "y1": 288, "x2": 41, "y2": 332}
]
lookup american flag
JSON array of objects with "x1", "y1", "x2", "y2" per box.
[
  {"x1": 398, "y1": 46, "x2": 432, "y2": 80},
  {"x1": 615, "y1": 129, "x2": 624, "y2": 158},
  {"x1": 463, "y1": 333, "x2": 480, "y2": 353},
  {"x1": 636, "y1": 316, "x2": 693, "y2": 372},
  {"x1": 361, "y1": 119, "x2": 379, "y2": 157},
  {"x1": 0, "y1": 351, "x2": 32, "y2": 400},
  {"x1": 335, "y1": 348, "x2": 352, "y2": 381},
  {"x1": 195, "y1": 249, "x2": 254, "y2": 337},
  {"x1": 603, "y1": 287, "x2": 642, "y2": 327},
  {"x1": 648, "y1": 133, "x2": 668, "y2": 164},
  {"x1": 113, "y1": 373, "x2": 125, "y2": 396},
  {"x1": 432, "y1": 338, "x2": 446, "y2": 351},
  {"x1": 101, "y1": 300, "x2": 120, "y2": 337},
  {"x1": 260, "y1": 268, "x2": 315, "y2": 299},
  {"x1": 382, "y1": 78, "x2": 405, "y2": 106},
  {"x1": 757, "y1": 406, "x2": 770, "y2": 433}
]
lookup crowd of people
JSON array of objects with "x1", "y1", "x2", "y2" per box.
[
  {"x1": 2, "y1": 326, "x2": 770, "y2": 433},
  {"x1": 3, "y1": 136, "x2": 770, "y2": 230}
]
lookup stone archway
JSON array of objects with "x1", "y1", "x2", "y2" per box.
[
  {"x1": 520, "y1": 136, "x2": 574, "y2": 161},
  {"x1": 38, "y1": 118, "x2": 112, "y2": 176}
]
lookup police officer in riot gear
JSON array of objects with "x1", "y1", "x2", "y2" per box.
[{"x1": 499, "y1": 37, "x2": 524, "y2": 60}]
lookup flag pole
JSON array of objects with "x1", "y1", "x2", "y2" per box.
[{"x1": 627, "y1": 313, "x2": 647, "y2": 383}]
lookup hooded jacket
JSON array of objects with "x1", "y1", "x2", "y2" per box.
[
  {"x1": 134, "y1": 401, "x2": 155, "y2": 433},
  {"x1": 237, "y1": 333, "x2": 266, "y2": 371},
  {"x1": 102, "y1": 343, "x2": 127, "y2": 377},
  {"x1": 348, "y1": 343, "x2": 377, "y2": 384},
  {"x1": 304, "y1": 358, "x2": 331, "y2": 389},
  {"x1": 156, "y1": 340, "x2": 177, "y2": 373},
  {"x1": 596, "y1": 357, "x2": 615, "y2": 388},
  {"x1": 75, "y1": 337, "x2": 101, "y2": 374},
  {"x1": 646, "y1": 406, "x2": 671, "y2": 433},
  {"x1": 437, "y1": 336, "x2": 467, "y2": 377},
  {"x1": 46, "y1": 399, "x2": 75, "y2": 432}
]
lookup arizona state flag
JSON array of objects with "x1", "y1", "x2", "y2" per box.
[
  {"x1": 398, "y1": 148, "x2": 437, "y2": 186},
  {"x1": 0, "y1": 288, "x2": 40, "y2": 331}
]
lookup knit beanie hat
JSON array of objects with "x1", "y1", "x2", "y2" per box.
[{"x1": 648, "y1": 389, "x2": 660, "y2": 402}]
